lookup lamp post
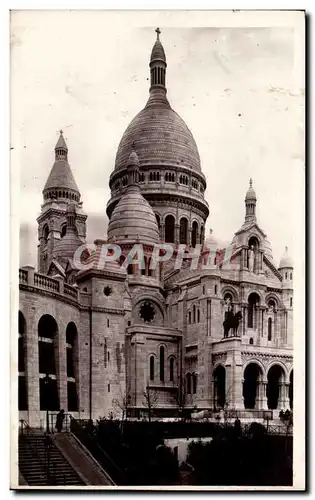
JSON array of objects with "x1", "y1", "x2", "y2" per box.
[{"x1": 43, "y1": 373, "x2": 51, "y2": 434}]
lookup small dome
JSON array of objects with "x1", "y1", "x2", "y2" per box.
[
  {"x1": 150, "y1": 39, "x2": 166, "y2": 63},
  {"x1": 245, "y1": 178, "x2": 256, "y2": 201},
  {"x1": 53, "y1": 231, "x2": 82, "y2": 263},
  {"x1": 203, "y1": 229, "x2": 218, "y2": 248},
  {"x1": 107, "y1": 188, "x2": 160, "y2": 245},
  {"x1": 279, "y1": 246, "x2": 294, "y2": 269}
]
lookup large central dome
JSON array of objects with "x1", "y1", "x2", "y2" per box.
[
  {"x1": 107, "y1": 29, "x2": 209, "y2": 246},
  {"x1": 114, "y1": 100, "x2": 201, "y2": 172}
]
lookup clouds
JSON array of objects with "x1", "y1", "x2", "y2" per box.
[{"x1": 11, "y1": 11, "x2": 304, "y2": 269}]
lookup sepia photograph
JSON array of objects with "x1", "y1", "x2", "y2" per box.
[{"x1": 10, "y1": 9, "x2": 305, "y2": 490}]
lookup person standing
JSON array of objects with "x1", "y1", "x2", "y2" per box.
[{"x1": 55, "y1": 409, "x2": 65, "y2": 433}]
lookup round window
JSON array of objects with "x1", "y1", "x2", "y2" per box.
[
  {"x1": 104, "y1": 286, "x2": 112, "y2": 296},
  {"x1": 139, "y1": 302, "x2": 155, "y2": 323}
]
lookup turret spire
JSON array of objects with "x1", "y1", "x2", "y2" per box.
[
  {"x1": 55, "y1": 129, "x2": 68, "y2": 160},
  {"x1": 43, "y1": 131, "x2": 81, "y2": 203},
  {"x1": 149, "y1": 28, "x2": 167, "y2": 91},
  {"x1": 245, "y1": 178, "x2": 257, "y2": 223}
]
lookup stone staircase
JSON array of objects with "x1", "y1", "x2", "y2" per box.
[{"x1": 18, "y1": 431, "x2": 84, "y2": 486}]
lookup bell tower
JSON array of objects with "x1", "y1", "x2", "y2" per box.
[{"x1": 37, "y1": 131, "x2": 87, "y2": 274}]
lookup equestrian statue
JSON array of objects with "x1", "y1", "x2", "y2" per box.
[{"x1": 223, "y1": 310, "x2": 243, "y2": 338}]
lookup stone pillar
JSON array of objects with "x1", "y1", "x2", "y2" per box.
[
  {"x1": 25, "y1": 316, "x2": 40, "y2": 427},
  {"x1": 188, "y1": 227, "x2": 192, "y2": 246},
  {"x1": 134, "y1": 334, "x2": 146, "y2": 409},
  {"x1": 174, "y1": 224, "x2": 180, "y2": 245},
  {"x1": 225, "y1": 338, "x2": 243, "y2": 410},
  {"x1": 283, "y1": 383, "x2": 291, "y2": 410},
  {"x1": 21, "y1": 265, "x2": 35, "y2": 285},
  {"x1": 160, "y1": 223, "x2": 165, "y2": 242},
  {"x1": 257, "y1": 380, "x2": 268, "y2": 409},
  {"x1": 55, "y1": 324, "x2": 67, "y2": 412},
  {"x1": 261, "y1": 380, "x2": 268, "y2": 410},
  {"x1": 278, "y1": 382, "x2": 288, "y2": 410},
  {"x1": 54, "y1": 275, "x2": 64, "y2": 294}
]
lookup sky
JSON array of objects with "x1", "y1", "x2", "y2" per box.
[{"x1": 10, "y1": 10, "x2": 305, "y2": 269}]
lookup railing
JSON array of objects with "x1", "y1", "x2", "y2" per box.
[
  {"x1": 64, "y1": 283, "x2": 78, "y2": 300},
  {"x1": 47, "y1": 412, "x2": 72, "y2": 433},
  {"x1": 70, "y1": 418, "x2": 125, "y2": 485},
  {"x1": 19, "y1": 269, "x2": 28, "y2": 284},
  {"x1": 19, "y1": 269, "x2": 79, "y2": 302},
  {"x1": 34, "y1": 274, "x2": 60, "y2": 293},
  {"x1": 19, "y1": 419, "x2": 66, "y2": 485},
  {"x1": 217, "y1": 410, "x2": 273, "y2": 420}
]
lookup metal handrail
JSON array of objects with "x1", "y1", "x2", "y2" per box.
[
  {"x1": 70, "y1": 417, "x2": 126, "y2": 484},
  {"x1": 19, "y1": 419, "x2": 63, "y2": 485}
]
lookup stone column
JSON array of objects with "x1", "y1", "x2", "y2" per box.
[
  {"x1": 174, "y1": 224, "x2": 180, "y2": 245},
  {"x1": 257, "y1": 380, "x2": 268, "y2": 410},
  {"x1": 277, "y1": 382, "x2": 285, "y2": 410},
  {"x1": 55, "y1": 323, "x2": 67, "y2": 412},
  {"x1": 25, "y1": 315, "x2": 40, "y2": 427},
  {"x1": 188, "y1": 227, "x2": 192, "y2": 246},
  {"x1": 261, "y1": 380, "x2": 268, "y2": 410},
  {"x1": 283, "y1": 383, "x2": 291, "y2": 410},
  {"x1": 160, "y1": 223, "x2": 165, "y2": 242},
  {"x1": 225, "y1": 339, "x2": 243, "y2": 409}
]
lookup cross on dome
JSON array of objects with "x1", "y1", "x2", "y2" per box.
[{"x1": 155, "y1": 27, "x2": 161, "y2": 40}]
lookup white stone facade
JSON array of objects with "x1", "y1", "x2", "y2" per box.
[{"x1": 18, "y1": 31, "x2": 293, "y2": 427}]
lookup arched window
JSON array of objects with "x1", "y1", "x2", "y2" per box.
[
  {"x1": 43, "y1": 224, "x2": 49, "y2": 244},
  {"x1": 155, "y1": 214, "x2": 161, "y2": 231},
  {"x1": 248, "y1": 293, "x2": 260, "y2": 329},
  {"x1": 165, "y1": 215, "x2": 175, "y2": 243},
  {"x1": 149, "y1": 356, "x2": 155, "y2": 381},
  {"x1": 179, "y1": 217, "x2": 188, "y2": 244},
  {"x1": 197, "y1": 309, "x2": 200, "y2": 323},
  {"x1": 169, "y1": 357, "x2": 175, "y2": 382},
  {"x1": 192, "y1": 373, "x2": 197, "y2": 394},
  {"x1": 66, "y1": 322, "x2": 78, "y2": 411},
  {"x1": 249, "y1": 338, "x2": 254, "y2": 345},
  {"x1": 141, "y1": 256, "x2": 147, "y2": 276},
  {"x1": 191, "y1": 221, "x2": 198, "y2": 248},
  {"x1": 200, "y1": 226, "x2": 204, "y2": 244},
  {"x1": 61, "y1": 223, "x2": 67, "y2": 238},
  {"x1": 285, "y1": 272, "x2": 288, "y2": 279},
  {"x1": 38, "y1": 315, "x2": 59, "y2": 411},
  {"x1": 214, "y1": 285, "x2": 218, "y2": 295},
  {"x1": 160, "y1": 346, "x2": 165, "y2": 382},
  {"x1": 290, "y1": 272, "x2": 292, "y2": 280},
  {"x1": 186, "y1": 373, "x2": 192, "y2": 394},
  {"x1": 188, "y1": 311, "x2": 191, "y2": 324},
  {"x1": 290, "y1": 297, "x2": 293, "y2": 307},
  {"x1": 268, "y1": 318, "x2": 272, "y2": 341},
  {"x1": 193, "y1": 305, "x2": 196, "y2": 323}
]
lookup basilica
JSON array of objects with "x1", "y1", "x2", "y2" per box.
[{"x1": 18, "y1": 30, "x2": 293, "y2": 427}]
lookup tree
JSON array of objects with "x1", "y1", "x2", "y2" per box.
[
  {"x1": 142, "y1": 387, "x2": 158, "y2": 422},
  {"x1": 112, "y1": 390, "x2": 132, "y2": 429},
  {"x1": 175, "y1": 386, "x2": 187, "y2": 420}
]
